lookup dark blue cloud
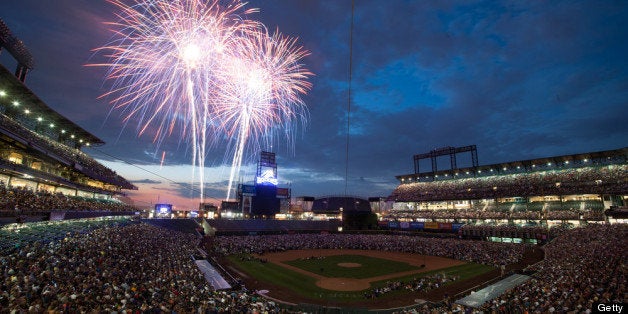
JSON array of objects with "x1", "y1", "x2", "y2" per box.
[{"x1": 0, "y1": 0, "x2": 626, "y2": 202}]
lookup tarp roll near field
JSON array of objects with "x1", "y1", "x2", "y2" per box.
[{"x1": 456, "y1": 274, "x2": 531, "y2": 308}]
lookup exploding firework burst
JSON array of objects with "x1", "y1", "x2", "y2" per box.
[
  {"x1": 215, "y1": 28, "x2": 312, "y2": 199},
  {"x1": 90, "y1": 0, "x2": 312, "y2": 202}
]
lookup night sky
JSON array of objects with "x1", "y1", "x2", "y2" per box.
[{"x1": 0, "y1": 0, "x2": 626, "y2": 209}]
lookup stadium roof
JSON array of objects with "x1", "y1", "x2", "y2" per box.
[
  {"x1": 0, "y1": 18, "x2": 34, "y2": 69},
  {"x1": 0, "y1": 65, "x2": 104, "y2": 146}
]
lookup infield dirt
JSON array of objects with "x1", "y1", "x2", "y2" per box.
[
  {"x1": 259, "y1": 249, "x2": 464, "y2": 291},
  {"x1": 224, "y1": 246, "x2": 543, "y2": 309}
]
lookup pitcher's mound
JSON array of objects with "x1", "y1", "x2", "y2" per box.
[{"x1": 337, "y1": 262, "x2": 361, "y2": 268}]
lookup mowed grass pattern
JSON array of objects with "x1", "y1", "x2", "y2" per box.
[
  {"x1": 227, "y1": 255, "x2": 340, "y2": 298},
  {"x1": 284, "y1": 254, "x2": 420, "y2": 278},
  {"x1": 227, "y1": 254, "x2": 494, "y2": 303}
]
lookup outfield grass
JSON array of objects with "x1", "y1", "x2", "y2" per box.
[
  {"x1": 227, "y1": 255, "x2": 329, "y2": 296},
  {"x1": 284, "y1": 254, "x2": 420, "y2": 278},
  {"x1": 227, "y1": 254, "x2": 495, "y2": 303},
  {"x1": 369, "y1": 262, "x2": 494, "y2": 289}
]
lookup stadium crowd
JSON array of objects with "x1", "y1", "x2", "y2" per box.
[
  {"x1": 383, "y1": 206, "x2": 605, "y2": 221},
  {"x1": 0, "y1": 223, "x2": 282, "y2": 313},
  {"x1": 487, "y1": 223, "x2": 627, "y2": 313},
  {"x1": 214, "y1": 233, "x2": 526, "y2": 267},
  {"x1": 0, "y1": 183, "x2": 137, "y2": 215},
  {"x1": 0, "y1": 113, "x2": 134, "y2": 190},
  {"x1": 459, "y1": 224, "x2": 548, "y2": 239},
  {"x1": 390, "y1": 164, "x2": 627, "y2": 202},
  {"x1": 365, "y1": 273, "x2": 459, "y2": 299},
  {"x1": 401, "y1": 223, "x2": 627, "y2": 314},
  {"x1": 0, "y1": 216, "x2": 624, "y2": 313}
]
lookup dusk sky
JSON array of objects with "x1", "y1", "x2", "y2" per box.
[{"x1": 1, "y1": 0, "x2": 626, "y2": 209}]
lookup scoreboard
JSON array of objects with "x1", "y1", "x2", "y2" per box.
[{"x1": 154, "y1": 203, "x2": 173, "y2": 217}]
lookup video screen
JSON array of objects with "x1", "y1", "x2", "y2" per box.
[{"x1": 155, "y1": 204, "x2": 172, "y2": 215}]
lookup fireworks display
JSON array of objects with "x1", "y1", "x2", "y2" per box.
[{"x1": 90, "y1": 0, "x2": 312, "y2": 202}]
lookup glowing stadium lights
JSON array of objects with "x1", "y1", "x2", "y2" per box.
[
  {"x1": 490, "y1": 169, "x2": 494, "y2": 172},
  {"x1": 49, "y1": 123, "x2": 54, "y2": 128},
  {"x1": 61, "y1": 129, "x2": 66, "y2": 134},
  {"x1": 503, "y1": 167, "x2": 507, "y2": 171},
  {"x1": 37, "y1": 117, "x2": 43, "y2": 122},
  {"x1": 547, "y1": 162, "x2": 552, "y2": 166},
  {"x1": 70, "y1": 134, "x2": 75, "y2": 139},
  {"x1": 565, "y1": 161, "x2": 569, "y2": 164},
  {"x1": 517, "y1": 166, "x2": 521, "y2": 169},
  {"x1": 465, "y1": 171, "x2": 469, "y2": 174},
  {"x1": 584, "y1": 158, "x2": 589, "y2": 162},
  {"x1": 79, "y1": 139, "x2": 84, "y2": 143},
  {"x1": 12, "y1": 101, "x2": 19, "y2": 106},
  {"x1": 24, "y1": 109, "x2": 30, "y2": 114},
  {"x1": 86, "y1": 143, "x2": 90, "y2": 146},
  {"x1": 0, "y1": 90, "x2": 6, "y2": 96},
  {"x1": 478, "y1": 170, "x2": 482, "y2": 173}
]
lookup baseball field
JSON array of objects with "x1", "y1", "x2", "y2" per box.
[{"x1": 225, "y1": 249, "x2": 496, "y2": 309}]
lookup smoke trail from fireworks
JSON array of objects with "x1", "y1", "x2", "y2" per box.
[{"x1": 91, "y1": 0, "x2": 311, "y2": 202}]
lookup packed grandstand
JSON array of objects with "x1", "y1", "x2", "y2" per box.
[
  {"x1": 0, "y1": 16, "x2": 626, "y2": 314},
  {"x1": 386, "y1": 146, "x2": 627, "y2": 224},
  {"x1": 0, "y1": 19, "x2": 138, "y2": 225}
]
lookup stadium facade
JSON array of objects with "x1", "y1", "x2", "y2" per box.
[
  {"x1": 0, "y1": 19, "x2": 136, "y2": 210},
  {"x1": 387, "y1": 145, "x2": 627, "y2": 223}
]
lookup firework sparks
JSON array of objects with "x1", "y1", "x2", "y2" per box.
[
  {"x1": 216, "y1": 29, "x2": 313, "y2": 199},
  {"x1": 159, "y1": 150, "x2": 166, "y2": 170},
  {"x1": 91, "y1": 0, "x2": 312, "y2": 202}
]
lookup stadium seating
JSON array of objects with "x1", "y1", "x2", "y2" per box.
[
  {"x1": 142, "y1": 218, "x2": 201, "y2": 234},
  {"x1": 390, "y1": 165, "x2": 627, "y2": 202},
  {"x1": 0, "y1": 183, "x2": 139, "y2": 216},
  {"x1": 206, "y1": 218, "x2": 340, "y2": 234},
  {"x1": 0, "y1": 113, "x2": 135, "y2": 190}
]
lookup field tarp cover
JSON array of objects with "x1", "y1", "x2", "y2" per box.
[{"x1": 455, "y1": 274, "x2": 531, "y2": 308}]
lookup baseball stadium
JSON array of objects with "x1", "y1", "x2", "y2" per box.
[{"x1": 1, "y1": 9, "x2": 627, "y2": 314}]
